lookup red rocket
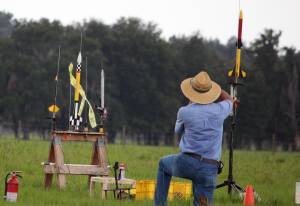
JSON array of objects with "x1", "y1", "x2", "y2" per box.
[{"x1": 228, "y1": 10, "x2": 246, "y2": 80}]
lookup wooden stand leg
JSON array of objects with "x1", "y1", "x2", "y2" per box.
[
  {"x1": 89, "y1": 179, "x2": 95, "y2": 197},
  {"x1": 89, "y1": 138, "x2": 108, "y2": 185},
  {"x1": 98, "y1": 139, "x2": 108, "y2": 169},
  {"x1": 45, "y1": 142, "x2": 55, "y2": 188},
  {"x1": 102, "y1": 182, "x2": 108, "y2": 200},
  {"x1": 53, "y1": 138, "x2": 66, "y2": 189}
]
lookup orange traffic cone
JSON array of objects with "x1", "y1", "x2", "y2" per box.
[{"x1": 244, "y1": 185, "x2": 255, "y2": 206}]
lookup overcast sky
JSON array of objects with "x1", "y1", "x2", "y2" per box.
[{"x1": 2, "y1": 0, "x2": 300, "y2": 49}]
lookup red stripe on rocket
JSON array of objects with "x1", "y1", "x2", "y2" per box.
[{"x1": 228, "y1": 10, "x2": 246, "y2": 79}]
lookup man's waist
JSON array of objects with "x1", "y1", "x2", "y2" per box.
[{"x1": 183, "y1": 152, "x2": 219, "y2": 165}]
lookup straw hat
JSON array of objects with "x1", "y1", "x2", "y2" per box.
[{"x1": 180, "y1": 71, "x2": 221, "y2": 104}]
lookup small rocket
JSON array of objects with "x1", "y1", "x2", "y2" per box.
[
  {"x1": 70, "y1": 52, "x2": 83, "y2": 130},
  {"x1": 96, "y1": 68, "x2": 107, "y2": 123},
  {"x1": 96, "y1": 68, "x2": 107, "y2": 135},
  {"x1": 99, "y1": 69, "x2": 107, "y2": 119},
  {"x1": 228, "y1": 10, "x2": 246, "y2": 80}
]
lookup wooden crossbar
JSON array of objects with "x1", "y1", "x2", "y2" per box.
[
  {"x1": 52, "y1": 131, "x2": 103, "y2": 142},
  {"x1": 43, "y1": 163, "x2": 109, "y2": 176}
]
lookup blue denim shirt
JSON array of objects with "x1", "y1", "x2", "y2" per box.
[{"x1": 175, "y1": 100, "x2": 232, "y2": 161}]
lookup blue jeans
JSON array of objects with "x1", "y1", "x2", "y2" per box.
[{"x1": 154, "y1": 153, "x2": 218, "y2": 206}]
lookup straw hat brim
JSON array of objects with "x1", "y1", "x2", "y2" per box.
[{"x1": 180, "y1": 78, "x2": 221, "y2": 104}]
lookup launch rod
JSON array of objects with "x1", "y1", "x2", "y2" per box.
[
  {"x1": 101, "y1": 69, "x2": 105, "y2": 109},
  {"x1": 52, "y1": 46, "x2": 61, "y2": 130},
  {"x1": 85, "y1": 56, "x2": 88, "y2": 125},
  {"x1": 75, "y1": 32, "x2": 83, "y2": 103},
  {"x1": 53, "y1": 46, "x2": 61, "y2": 117}
]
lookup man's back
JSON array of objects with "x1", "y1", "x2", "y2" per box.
[{"x1": 176, "y1": 100, "x2": 232, "y2": 160}]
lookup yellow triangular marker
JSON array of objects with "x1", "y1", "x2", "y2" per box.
[{"x1": 48, "y1": 105, "x2": 60, "y2": 113}]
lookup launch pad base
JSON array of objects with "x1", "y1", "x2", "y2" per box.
[{"x1": 43, "y1": 131, "x2": 109, "y2": 189}]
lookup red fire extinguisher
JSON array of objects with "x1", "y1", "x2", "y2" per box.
[{"x1": 4, "y1": 171, "x2": 22, "y2": 202}]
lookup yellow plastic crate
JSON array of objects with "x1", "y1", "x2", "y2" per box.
[
  {"x1": 135, "y1": 180, "x2": 156, "y2": 200},
  {"x1": 169, "y1": 182, "x2": 192, "y2": 200},
  {"x1": 134, "y1": 180, "x2": 192, "y2": 200}
]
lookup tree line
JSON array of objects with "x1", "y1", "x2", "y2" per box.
[{"x1": 0, "y1": 11, "x2": 299, "y2": 150}]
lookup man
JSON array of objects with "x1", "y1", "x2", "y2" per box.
[{"x1": 154, "y1": 71, "x2": 233, "y2": 206}]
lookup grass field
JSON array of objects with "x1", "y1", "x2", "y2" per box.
[{"x1": 0, "y1": 138, "x2": 299, "y2": 206}]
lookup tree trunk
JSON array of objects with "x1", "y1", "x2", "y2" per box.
[
  {"x1": 294, "y1": 132, "x2": 300, "y2": 151},
  {"x1": 137, "y1": 135, "x2": 141, "y2": 145},
  {"x1": 22, "y1": 123, "x2": 30, "y2": 140},
  {"x1": 173, "y1": 134, "x2": 179, "y2": 147},
  {"x1": 121, "y1": 125, "x2": 126, "y2": 145},
  {"x1": 145, "y1": 132, "x2": 151, "y2": 145},
  {"x1": 12, "y1": 116, "x2": 20, "y2": 139},
  {"x1": 153, "y1": 133, "x2": 159, "y2": 146},
  {"x1": 272, "y1": 132, "x2": 277, "y2": 154}
]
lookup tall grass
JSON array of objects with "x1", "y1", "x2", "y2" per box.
[{"x1": 0, "y1": 138, "x2": 298, "y2": 205}]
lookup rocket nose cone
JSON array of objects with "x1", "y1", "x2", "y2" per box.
[{"x1": 77, "y1": 52, "x2": 82, "y2": 64}]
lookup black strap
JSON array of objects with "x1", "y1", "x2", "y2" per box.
[{"x1": 184, "y1": 153, "x2": 219, "y2": 166}]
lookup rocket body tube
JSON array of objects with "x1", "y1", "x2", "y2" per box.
[
  {"x1": 70, "y1": 52, "x2": 83, "y2": 130},
  {"x1": 237, "y1": 11, "x2": 243, "y2": 48},
  {"x1": 234, "y1": 10, "x2": 243, "y2": 79},
  {"x1": 75, "y1": 69, "x2": 81, "y2": 101}
]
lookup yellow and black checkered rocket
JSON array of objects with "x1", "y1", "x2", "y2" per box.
[{"x1": 70, "y1": 52, "x2": 83, "y2": 130}]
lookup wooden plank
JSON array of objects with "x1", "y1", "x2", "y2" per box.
[
  {"x1": 98, "y1": 143, "x2": 108, "y2": 170},
  {"x1": 53, "y1": 131, "x2": 102, "y2": 135},
  {"x1": 89, "y1": 141, "x2": 100, "y2": 184},
  {"x1": 52, "y1": 131, "x2": 103, "y2": 142},
  {"x1": 44, "y1": 142, "x2": 55, "y2": 188},
  {"x1": 53, "y1": 140, "x2": 66, "y2": 188},
  {"x1": 296, "y1": 182, "x2": 300, "y2": 204},
  {"x1": 43, "y1": 164, "x2": 109, "y2": 176},
  {"x1": 91, "y1": 177, "x2": 136, "y2": 185}
]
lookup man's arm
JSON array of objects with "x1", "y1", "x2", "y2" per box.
[
  {"x1": 217, "y1": 90, "x2": 235, "y2": 119},
  {"x1": 174, "y1": 108, "x2": 184, "y2": 137},
  {"x1": 218, "y1": 89, "x2": 234, "y2": 103}
]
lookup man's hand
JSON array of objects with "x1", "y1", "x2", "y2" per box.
[
  {"x1": 218, "y1": 89, "x2": 234, "y2": 103},
  {"x1": 233, "y1": 99, "x2": 240, "y2": 108},
  {"x1": 218, "y1": 90, "x2": 240, "y2": 108}
]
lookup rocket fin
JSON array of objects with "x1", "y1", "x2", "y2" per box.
[
  {"x1": 228, "y1": 70, "x2": 233, "y2": 77},
  {"x1": 241, "y1": 70, "x2": 247, "y2": 78}
]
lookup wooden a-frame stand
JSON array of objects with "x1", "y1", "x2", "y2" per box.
[{"x1": 43, "y1": 130, "x2": 109, "y2": 189}]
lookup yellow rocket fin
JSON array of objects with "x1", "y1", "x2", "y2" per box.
[
  {"x1": 228, "y1": 70, "x2": 233, "y2": 77},
  {"x1": 241, "y1": 70, "x2": 247, "y2": 78}
]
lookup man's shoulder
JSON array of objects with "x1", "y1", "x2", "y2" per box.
[
  {"x1": 177, "y1": 104, "x2": 194, "y2": 116},
  {"x1": 212, "y1": 100, "x2": 233, "y2": 118},
  {"x1": 214, "y1": 100, "x2": 233, "y2": 109},
  {"x1": 179, "y1": 103, "x2": 197, "y2": 111}
]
